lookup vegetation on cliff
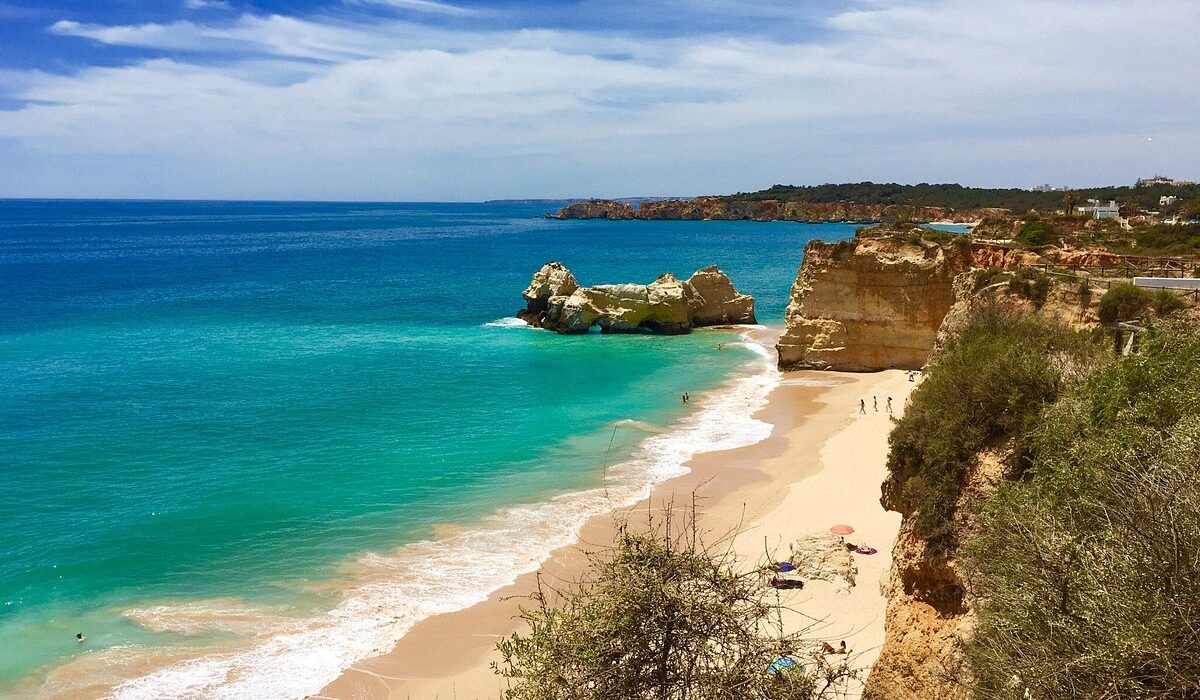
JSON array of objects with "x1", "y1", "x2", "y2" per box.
[
  {"x1": 726, "y1": 182, "x2": 1200, "y2": 214},
  {"x1": 884, "y1": 307, "x2": 1100, "y2": 540},
  {"x1": 962, "y1": 321, "x2": 1200, "y2": 699}
]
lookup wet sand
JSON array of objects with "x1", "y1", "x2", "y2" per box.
[{"x1": 315, "y1": 360, "x2": 914, "y2": 700}]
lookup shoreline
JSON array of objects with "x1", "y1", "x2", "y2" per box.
[
  {"x1": 317, "y1": 337, "x2": 913, "y2": 700},
  {"x1": 21, "y1": 326, "x2": 781, "y2": 700}
]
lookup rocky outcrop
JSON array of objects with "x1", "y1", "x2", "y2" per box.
[
  {"x1": 516, "y1": 263, "x2": 755, "y2": 334},
  {"x1": 969, "y1": 243, "x2": 1047, "y2": 269},
  {"x1": 776, "y1": 230, "x2": 973, "y2": 371},
  {"x1": 551, "y1": 198, "x2": 998, "y2": 224},
  {"x1": 687, "y1": 265, "x2": 757, "y2": 325},
  {"x1": 787, "y1": 533, "x2": 857, "y2": 593},
  {"x1": 550, "y1": 200, "x2": 635, "y2": 220}
]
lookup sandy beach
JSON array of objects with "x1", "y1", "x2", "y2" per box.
[{"x1": 315, "y1": 351, "x2": 914, "y2": 700}]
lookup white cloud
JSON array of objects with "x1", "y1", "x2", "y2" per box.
[
  {"x1": 185, "y1": 0, "x2": 232, "y2": 10},
  {"x1": 347, "y1": 0, "x2": 483, "y2": 18},
  {"x1": 6, "y1": 0, "x2": 1200, "y2": 199}
]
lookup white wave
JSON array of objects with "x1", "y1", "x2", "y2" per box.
[
  {"x1": 482, "y1": 316, "x2": 529, "y2": 328},
  {"x1": 779, "y1": 376, "x2": 842, "y2": 387},
  {"x1": 123, "y1": 599, "x2": 297, "y2": 637},
  {"x1": 612, "y1": 418, "x2": 663, "y2": 433},
  {"x1": 113, "y1": 331, "x2": 781, "y2": 700}
]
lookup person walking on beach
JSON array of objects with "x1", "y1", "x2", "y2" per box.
[
  {"x1": 886, "y1": 397, "x2": 893, "y2": 414},
  {"x1": 858, "y1": 399, "x2": 865, "y2": 414},
  {"x1": 873, "y1": 395, "x2": 878, "y2": 412}
]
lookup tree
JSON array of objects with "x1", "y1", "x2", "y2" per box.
[
  {"x1": 494, "y1": 504, "x2": 859, "y2": 700},
  {"x1": 1062, "y1": 190, "x2": 1079, "y2": 216}
]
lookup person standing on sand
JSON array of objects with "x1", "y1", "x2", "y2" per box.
[
  {"x1": 873, "y1": 396, "x2": 878, "y2": 412},
  {"x1": 858, "y1": 399, "x2": 865, "y2": 414},
  {"x1": 886, "y1": 397, "x2": 893, "y2": 414}
]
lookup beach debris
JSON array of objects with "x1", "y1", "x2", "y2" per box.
[
  {"x1": 768, "y1": 655, "x2": 805, "y2": 675},
  {"x1": 787, "y1": 533, "x2": 858, "y2": 594},
  {"x1": 767, "y1": 561, "x2": 805, "y2": 589}
]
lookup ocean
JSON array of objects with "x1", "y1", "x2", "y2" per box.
[{"x1": 0, "y1": 200, "x2": 860, "y2": 698}]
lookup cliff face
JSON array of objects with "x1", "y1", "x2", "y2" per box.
[
  {"x1": 776, "y1": 232, "x2": 973, "y2": 371},
  {"x1": 551, "y1": 200, "x2": 635, "y2": 220},
  {"x1": 516, "y1": 263, "x2": 755, "y2": 334},
  {"x1": 866, "y1": 274, "x2": 1103, "y2": 700},
  {"x1": 551, "y1": 198, "x2": 1000, "y2": 224},
  {"x1": 866, "y1": 446, "x2": 1008, "y2": 700}
]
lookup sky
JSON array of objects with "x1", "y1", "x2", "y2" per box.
[{"x1": 0, "y1": 0, "x2": 1197, "y2": 200}]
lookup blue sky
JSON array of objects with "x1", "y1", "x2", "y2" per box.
[{"x1": 1, "y1": 0, "x2": 1197, "y2": 200}]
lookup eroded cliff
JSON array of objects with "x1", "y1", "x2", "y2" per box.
[
  {"x1": 776, "y1": 230, "x2": 973, "y2": 371},
  {"x1": 516, "y1": 262, "x2": 755, "y2": 334}
]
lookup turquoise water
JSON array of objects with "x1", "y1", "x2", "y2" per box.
[{"x1": 0, "y1": 201, "x2": 859, "y2": 697}]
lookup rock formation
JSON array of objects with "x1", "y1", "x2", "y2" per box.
[
  {"x1": 516, "y1": 263, "x2": 756, "y2": 334},
  {"x1": 550, "y1": 198, "x2": 997, "y2": 224},
  {"x1": 787, "y1": 533, "x2": 857, "y2": 594},
  {"x1": 550, "y1": 200, "x2": 635, "y2": 220},
  {"x1": 776, "y1": 229, "x2": 974, "y2": 371}
]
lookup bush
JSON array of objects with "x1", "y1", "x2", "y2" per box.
[
  {"x1": 494, "y1": 508, "x2": 857, "y2": 700},
  {"x1": 1133, "y1": 222, "x2": 1200, "y2": 253},
  {"x1": 962, "y1": 322, "x2": 1200, "y2": 700},
  {"x1": 1014, "y1": 220, "x2": 1056, "y2": 246},
  {"x1": 1097, "y1": 283, "x2": 1152, "y2": 324},
  {"x1": 884, "y1": 306, "x2": 1098, "y2": 540},
  {"x1": 971, "y1": 266, "x2": 1005, "y2": 292},
  {"x1": 1006, "y1": 267, "x2": 1051, "y2": 306},
  {"x1": 1151, "y1": 288, "x2": 1188, "y2": 316}
]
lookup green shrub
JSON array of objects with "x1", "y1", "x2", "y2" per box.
[
  {"x1": 971, "y1": 266, "x2": 1005, "y2": 291},
  {"x1": 1097, "y1": 283, "x2": 1152, "y2": 324},
  {"x1": 884, "y1": 306, "x2": 1098, "y2": 540},
  {"x1": 495, "y1": 510, "x2": 857, "y2": 700},
  {"x1": 1006, "y1": 267, "x2": 1051, "y2": 306},
  {"x1": 1014, "y1": 220, "x2": 1056, "y2": 246},
  {"x1": 962, "y1": 322, "x2": 1200, "y2": 700},
  {"x1": 1151, "y1": 288, "x2": 1188, "y2": 316},
  {"x1": 1133, "y1": 222, "x2": 1200, "y2": 253}
]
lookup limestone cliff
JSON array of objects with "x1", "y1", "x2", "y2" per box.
[
  {"x1": 551, "y1": 198, "x2": 998, "y2": 224},
  {"x1": 776, "y1": 231, "x2": 973, "y2": 371},
  {"x1": 516, "y1": 263, "x2": 755, "y2": 334},
  {"x1": 866, "y1": 273, "x2": 1103, "y2": 700},
  {"x1": 550, "y1": 200, "x2": 635, "y2": 220}
]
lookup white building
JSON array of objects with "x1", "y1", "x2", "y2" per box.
[
  {"x1": 1077, "y1": 199, "x2": 1120, "y2": 219},
  {"x1": 1161, "y1": 195, "x2": 1178, "y2": 207},
  {"x1": 1137, "y1": 175, "x2": 1197, "y2": 187}
]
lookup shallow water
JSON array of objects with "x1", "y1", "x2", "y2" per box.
[{"x1": 0, "y1": 200, "x2": 860, "y2": 697}]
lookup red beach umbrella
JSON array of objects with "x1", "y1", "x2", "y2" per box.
[{"x1": 829, "y1": 524, "x2": 855, "y2": 536}]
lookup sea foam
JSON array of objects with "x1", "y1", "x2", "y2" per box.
[
  {"x1": 482, "y1": 316, "x2": 530, "y2": 328},
  {"x1": 112, "y1": 331, "x2": 781, "y2": 700}
]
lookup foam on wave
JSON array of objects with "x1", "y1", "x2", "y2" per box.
[
  {"x1": 482, "y1": 316, "x2": 530, "y2": 328},
  {"x1": 113, "y1": 331, "x2": 780, "y2": 700}
]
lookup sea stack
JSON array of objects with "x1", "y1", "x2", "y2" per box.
[{"x1": 517, "y1": 262, "x2": 756, "y2": 334}]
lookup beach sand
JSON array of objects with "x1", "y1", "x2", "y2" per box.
[{"x1": 314, "y1": 360, "x2": 915, "y2": 700}]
